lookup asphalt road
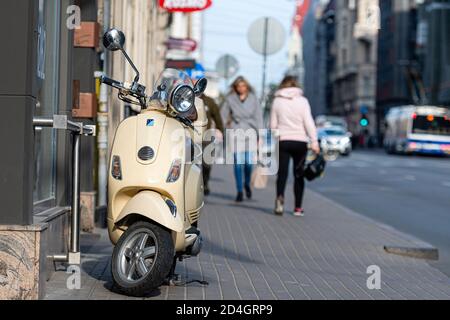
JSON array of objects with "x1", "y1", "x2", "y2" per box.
[{"x1": 308, "y1": 150, "x2": 450, "y2": 276}]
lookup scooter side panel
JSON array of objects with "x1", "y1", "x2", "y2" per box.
[{"x1": 185, "y1": 163, "x2": 204, "y2": 216}]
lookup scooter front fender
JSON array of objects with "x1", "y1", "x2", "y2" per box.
[{"x1": 115, "y1": 191, "x2": 184, "y2": 233}]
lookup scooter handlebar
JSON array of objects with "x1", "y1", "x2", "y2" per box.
[{"x1": 101, "y1": 75, "x2": 125, "y2": 90}]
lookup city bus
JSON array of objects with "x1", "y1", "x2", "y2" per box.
[{"x1": 384, "y1": 105, "x2": 450, "y2": 155}]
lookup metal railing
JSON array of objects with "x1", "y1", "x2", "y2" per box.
[{"x1": 33, "y1": 115, "x2": 96, "y2": 265}]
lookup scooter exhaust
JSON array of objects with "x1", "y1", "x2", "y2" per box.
[{"x1": 184, "y1": 229, "x2": 203, "y2": 256}]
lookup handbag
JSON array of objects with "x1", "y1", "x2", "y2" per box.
[
  {"x1": 304, "y1": 153, "x2": 326, "y2": 182},
  {"x1": 251, "y1": 164, "x2": 268, "y2": 189}
]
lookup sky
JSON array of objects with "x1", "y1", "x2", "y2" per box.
[{"x1": 203, "y1": 0, "x2": 297, "y2": 95}]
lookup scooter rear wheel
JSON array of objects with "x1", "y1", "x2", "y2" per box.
[{"x1": 111, "y1": 221, "x2": 174, "y2": 296}]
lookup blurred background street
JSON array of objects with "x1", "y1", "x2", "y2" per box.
[{"x1": 1, "y1": 0, "x2": 449, "y2": 300}]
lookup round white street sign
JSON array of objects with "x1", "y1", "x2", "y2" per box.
[
  {"x1": 248, "y1": 17, "x2": 286, "y2": 56},
  {"x1": 215, "y1": 54, "x2": 240, "y2": 79}
]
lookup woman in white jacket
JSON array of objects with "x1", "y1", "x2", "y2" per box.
[{"x1": 270, "y1": 76, "x2": 320, "y2": 216}]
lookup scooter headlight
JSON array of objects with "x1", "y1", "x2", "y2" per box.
[{"x1": 170, "y1": 85, "x2": 195, "y2": 114}]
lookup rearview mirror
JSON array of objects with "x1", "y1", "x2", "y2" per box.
[
  {"x1": 194, "y1": 78, "x2": 208, "y2": 96},
  {"x1": 103, "y1": 28, "x2": 141, "y2": 85},
  {"x1": 103, "y1": 28, "x2": 126, "y2": 51}
]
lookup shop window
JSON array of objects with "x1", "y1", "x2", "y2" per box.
[{"x1": 33, "y1": 0, "x2": 61, "y2": 210}]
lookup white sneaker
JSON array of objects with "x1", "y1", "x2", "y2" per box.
[
  {"x1": 293, "y1": 208, "x2": 305, "y2": 217},
  {"x1": 274, "y1": 198, "x2": 284, "y2": 216}
]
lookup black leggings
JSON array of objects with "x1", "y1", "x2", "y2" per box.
[{"x1": 276, "y1": 141, "x2": 308, "y2": 208}]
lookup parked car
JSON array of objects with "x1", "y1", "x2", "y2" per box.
[
  {"x1": 318, "y1": 126, "x2": 352, "y2": 160},
  {"x1": 316, "y1": 115, "x2": 348, "y2": 131}
]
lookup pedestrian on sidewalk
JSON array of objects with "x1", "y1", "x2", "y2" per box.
[
  {"x1": 221, "y1": 76, "x2": 263, "y2": 203},
  {"x1": 270, "y1": 76, "x2": 320, "y2": 216},
  {"x1": 200, "y1": 93, "x2": 224, "y2": 196}
]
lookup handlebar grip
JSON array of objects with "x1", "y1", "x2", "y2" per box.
[{"x1": 101, "y1": 75, "x2": 124, "y2": 89}]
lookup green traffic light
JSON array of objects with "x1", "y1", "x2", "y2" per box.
[{"x1": 360, "y1": 119, "x2": 369, "y2": 127}]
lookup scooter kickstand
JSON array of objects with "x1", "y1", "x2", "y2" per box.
[
  {"x1": 164, "y1": 256, "x2": 209, "y2": 287},
  {"x1": 164, "y1": 257, "x2": 183, "y2": 286}
]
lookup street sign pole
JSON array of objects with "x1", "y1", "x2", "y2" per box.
[
  {"x1": 224, "y1": 54, "x2": 229, "y2": 89},
  {"x1": 261, "y1": 17, "x2": 269, "y2": 102},
  {"x1": 216, "y1": 54, "x2": 239, "y2": 93},
  {"x1": 248, "y1": 17, "x2": 285, "y2": 102}
]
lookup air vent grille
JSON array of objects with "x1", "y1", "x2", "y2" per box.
[{"x1": 138, "y1": 146, "x2": 155, "y2": 161}]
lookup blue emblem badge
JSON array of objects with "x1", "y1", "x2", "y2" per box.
[{"x1": 146, "y1": 119, "x2": 155, "y2": 127}]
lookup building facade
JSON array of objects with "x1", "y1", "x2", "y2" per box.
[
  {"x1": 321, "y1": 0, "x2": 337, "y2": 117},
  {"x1": 287, "y1": 0, "x2": 312, "y2": 90},
  {"x1": 0, "y1": 0, "x2": 172, "y2": 300},
  {"x1": 0, "y1": 0, "x2": 100, "y2": 299},
  {"x1": 376, "y1": 0, "x2": 419, "y2": 137},
  {"x1": 332, "y1": 0, "x2": 380, "y2": 139},
  {"x1": 302, "y1": 0, "x2": 322, "y2": 116},
  {"x1": 376, "y1": 0, "x2": 450, "y2": 140},
  {"x1": 302, "y1": 0, "x2": 337, "y2": 118},
  {"x1": 418, "y1": 0, "x2": 450, "y2": 106}
]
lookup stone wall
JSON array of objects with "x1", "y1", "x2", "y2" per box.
[{"x1": 0, "y1": 224, "x2": 47, "y2": 300}]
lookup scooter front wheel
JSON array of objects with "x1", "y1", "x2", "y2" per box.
[{"x1": 111, "y1": 221, "x2": 174, "y2": 296}]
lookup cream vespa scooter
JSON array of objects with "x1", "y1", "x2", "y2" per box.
[{"x1": 101, "y1": 29, "x2": 207, "y2": 296}]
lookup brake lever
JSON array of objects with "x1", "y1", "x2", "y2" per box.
[{"x1": 118, "y1": 92, "x2": 139, "y2": 105}]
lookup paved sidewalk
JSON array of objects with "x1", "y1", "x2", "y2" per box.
[{"x1": 46, "y1": 166, "x2": 450, "y2": 300}]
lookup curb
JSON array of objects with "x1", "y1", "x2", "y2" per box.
[{"x1": 384, "y1": 246, "x2": 439, "y2": 261}]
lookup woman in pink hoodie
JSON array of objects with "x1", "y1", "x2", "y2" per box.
[{"x1": 270, "y1": 76, "x2": 320, "y2": 216}]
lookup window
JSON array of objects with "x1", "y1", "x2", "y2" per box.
[
  {"x1": 342, "y1": 48, "x2": 348, "y2": 65},
  {"x1": 342, "y1": 18, "x2": 348, "y2": 40},
  {"x1": 364, "y1": 42, "x2": 371, "y2": 63},
  {"x1": 33, "y1": 0, "x2": 61, "y2": 210},
  {"x1": 445, "y1": 15, "x2": 450, "y2": 66},
  {"x1": 363, "y1": 75, "x2": 371, "y2": 96},
  {"x1": 413, "y1": 115, "x2": 450, "y2": 137}
]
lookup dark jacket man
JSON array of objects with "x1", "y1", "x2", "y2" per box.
[
  {"x1": 201, "y1": 94, "x2": 224, "y2": 133},
  {"x1": 200, "y1": 94, "x2": 224, "y2": 195}
]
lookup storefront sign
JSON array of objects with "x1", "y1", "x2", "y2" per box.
[
  {"x1": 166, "y1": 37, "x2": 198, "y2": 52},
  {"x1": 165, "y1": 59, "x2": 196, "y2": 69},
  {"x1": 74, "y1": 22, "x2": 100, "y2": 48},
  {"x1": 185, "y1": 63, "x2": 205, "y2": 80},
  {"x1": 159, "y1": 0, "x2": 212, "y2": 13}
]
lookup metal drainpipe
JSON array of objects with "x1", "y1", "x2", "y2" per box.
[
  {"x1": 151, "y1": 0, "x2": 157, "y2": 84},
  {"x1": 97, "y1": 0, "x2": 111, "y2": 208},
  {"x1": 70, "y1": 133, "x2": 81, "y2": 255}
]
